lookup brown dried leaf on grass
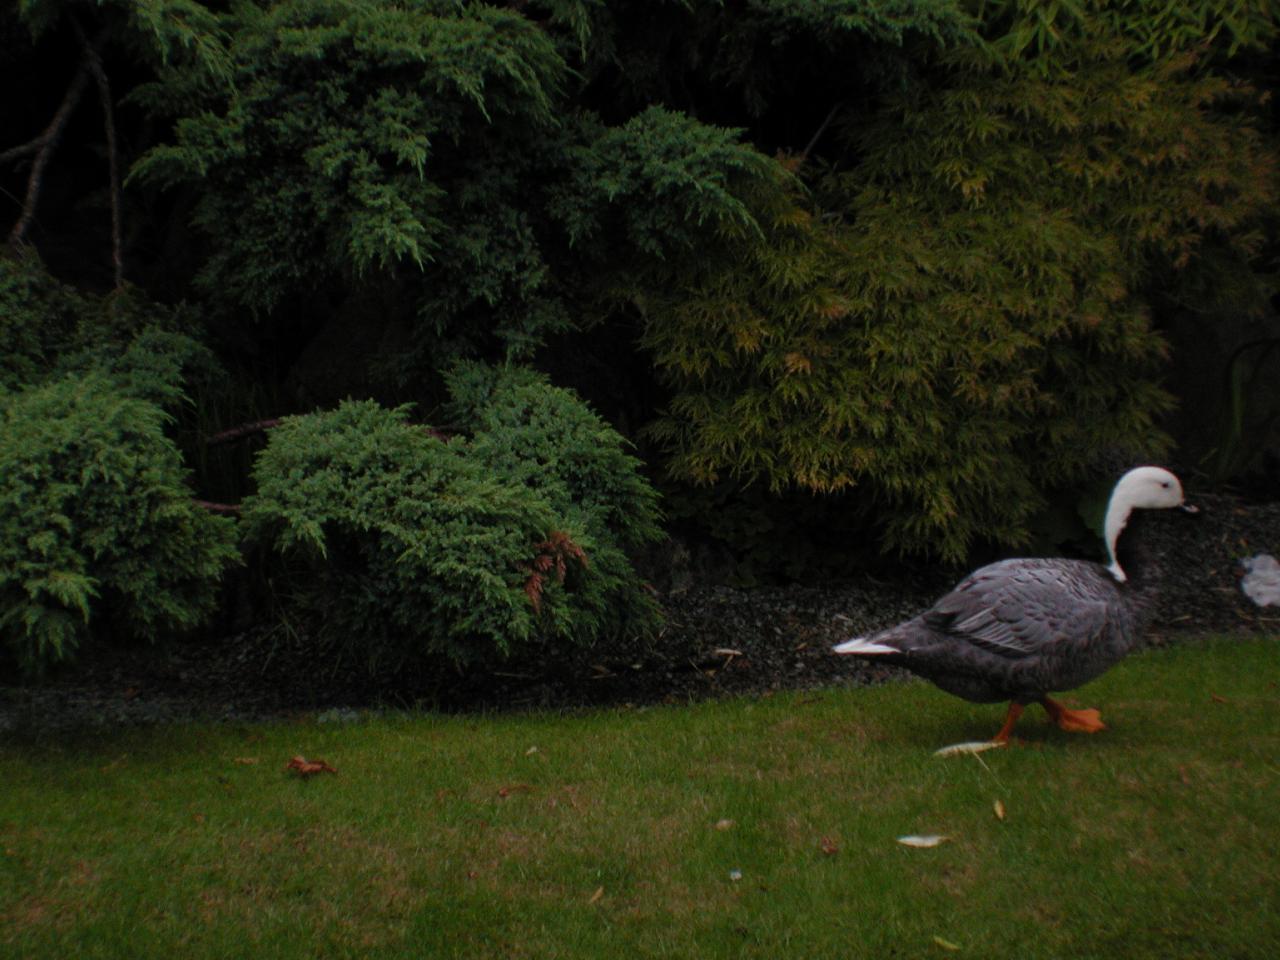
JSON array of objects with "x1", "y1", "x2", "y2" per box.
[
  {"x1": 993, "y1": 800, "x2": 1006, "y2": 820},
  {"x1": 285, "y1": 756, "x2": 338, "y2": 777},
  {"x1": 498, "y1": 784, "x2": 534, "y2": 798},
  {"x1": 819, "y1": 836, "x2": 840, "y2": 856}
]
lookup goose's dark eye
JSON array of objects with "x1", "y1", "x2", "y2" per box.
[{"x1": 1161, "y1": 482, "x2": 1170, "y2": 488}]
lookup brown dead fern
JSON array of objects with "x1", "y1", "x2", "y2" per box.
[{"x1": 523, "y1": 531, "x2": 588, "y2": 613}]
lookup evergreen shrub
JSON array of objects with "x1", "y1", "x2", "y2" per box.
[
  {"x1": 0, "y1": 253, "x2": 84, "y2": 392},
  {"x1": 1, "y1": 252, "x2": 222, "y2": 408},
  {"x1": 242, "y1": 365, "x2": 661, "y2": 672},
  {"x1": 130, "y1": 0, "x2": 577, "y2": 358},
  {"x1": 636, "y1": 0, "x2": 1277, "y2": 563},
  {"x1": 0, "y1": 374, "x2": 240, "y2": 675}
]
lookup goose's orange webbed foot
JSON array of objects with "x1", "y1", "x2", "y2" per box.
[
  {"x1": 1042, "y1": 697, "x2": 1106, "y2": 734},
  {"x1": 992, "y1": 702, "x2": 1025, "y2": 744}
]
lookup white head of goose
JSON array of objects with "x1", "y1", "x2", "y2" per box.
[{"x1": 833, "y1": 466, "x2": 1198, "y2": 743}]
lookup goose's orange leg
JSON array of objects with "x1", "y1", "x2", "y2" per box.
[
  {"x1": 992, "y1": 702, "x2": 1024, "y2": 743},
  {"x1": 1041, "y1": 696, "x2": 1106, "y2": 734}
]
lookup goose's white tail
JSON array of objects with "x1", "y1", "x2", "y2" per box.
[{"x1": 832, "y1": 636, "x2": 899, "y2": 656}]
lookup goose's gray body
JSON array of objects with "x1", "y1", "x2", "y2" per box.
[
  {"x1": 833, "y1": 467, "x2": 1195, "y2": 733},
  {"x1": 857, "y1": 556, "x2": 1139, "y2": 705}
]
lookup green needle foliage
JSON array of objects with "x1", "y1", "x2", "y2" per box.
[
  {"x1": 0, "y1": 255, "x2": 239, "y2": 676},
  {"x1": 0, "y1": 253, "x2": 84, "y2": 392},
  {"x1": 1, "y1": 253, "x2": 223, "y2": 408},
  {"x1": 637, "y1": 0, "x2": 1277, "y2": 561},
  {"x1": 0, "y1": 373, "x2": 239, "y2": 675},
  {"x1": 131, "y1": 0, "x2": 576, "y2": 356},
  {"x1": 443, "y1": 362, "x2": 662, "y2": 555},
  {"x1": 243, "y1": 365, "x2": 660, "y2": 672},
  {"x1": 4, "y1": 0, "x2": 1277, "y2": 607}
]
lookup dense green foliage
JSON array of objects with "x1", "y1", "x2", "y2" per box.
[
  {"x1": 630, "y1": 0, "x2": 1278, "y2": 559},
  {"x1": 0, "y1": 253, "x2": 84, "y2": 391},
  {"x1": 443, "y1": 362, "x2": 661, "y2": 553},
  {"x1": 3, "y1": 0, "x2": 1278, "y2": 620},
  {"x1": 0, "y1": 254, "x2": 237, "y2": 676},
  {"x1": 0, "y1": 254, "x2": 222, "y2": 412},
  {"x1": 0, "y1": 373, "x2": 238, "y2": 674},
  {"x1": 132, "y1": 0, "x2": 575, "y2": 357},
  {"x1": 242, "y1": 365, "x2": 660, "y2": 670}
]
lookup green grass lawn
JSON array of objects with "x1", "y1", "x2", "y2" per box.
[{"x1": 3, "y1": 635, "x2": 1278, "y2": 959}]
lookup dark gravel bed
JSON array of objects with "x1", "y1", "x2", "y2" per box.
[{"x1": 3, "y1": 491, "x2": 1277, "y2": 734}]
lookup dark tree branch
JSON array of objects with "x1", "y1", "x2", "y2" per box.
[
  {"x1": 6, "y1": 27, "x2": 109, "y2": 247},
  {"x1": 207, "y1": 418, "x2": 283, "y2": 445},
  {"x1": 798, "y1": 102, "x2": 843, "y2": 167},
  {"x1": 0, "y1": 138, "x2": 46, "y2": 166},
  {"x1": 7, "y1": 67, "x2": 92, "y2": 245},
  {"x1": 74, "y1": 19, "x2": 125, "y2": 288},
  {"x1": 194, "y1": 500, "x2": 243, "y2": 514}
]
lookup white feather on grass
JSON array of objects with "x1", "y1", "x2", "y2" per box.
[
  {"x1": 933, "y1": 740, "x2": 1006, "y2": 757},
  {"x1": 832, "y1": 637, "x2": 899, "y2": 655},
  {"x1": 896, "y1": 834, "x2": 950, "y2": 848}
]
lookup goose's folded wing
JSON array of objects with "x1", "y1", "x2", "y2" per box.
[{"x1": 924, "y1": 563, "x2": 1111, "y2": 660}]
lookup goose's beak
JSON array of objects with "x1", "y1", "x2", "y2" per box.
[{"x1": 1179, "y1": 502, "x2": 1200, "y2": 515}]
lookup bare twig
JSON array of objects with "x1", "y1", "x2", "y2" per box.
[
  {"x1": 798, "y1": 102, "x2": 843, "y2": 167},
  {"x1": 7, "y1": 27, "x2": 109, "y2": 246},
  {"x1": 0, "y1": 139, "x2": 46, "y2": 166}
]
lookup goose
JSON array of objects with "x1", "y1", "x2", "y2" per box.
[{"x1": 833, "y1": 466, "x2": 1198, "y2": 742}]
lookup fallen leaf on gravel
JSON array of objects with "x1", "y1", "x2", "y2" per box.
[
  {"x1": 819, "y1": 836, "x2": 839, "y2": 856},
  {"x1": 933, "y1": 935, "x2": 961, "y2": 951},
  {"x1": 285, "y1": 756, "x2": 337, "y2": 777},
  {"x1": 588, "y1": 886, "x2": 604, "y2": 904},
  {"x1": 713, "y1": 648, "x2": 744, "y2": 658},
  {"x1": 934, "y1": 741, "x2": 1004, "y2": 757},
  {"x1": 993, "y1": 800, "x2": 1006, "y2": 821},
  {"x1": 897, "y1": 835, "x2": 950, "y2": 848}
]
